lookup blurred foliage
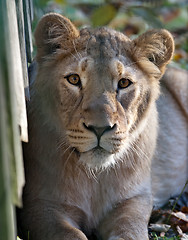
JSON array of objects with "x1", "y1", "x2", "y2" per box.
[{"x1": 32, "y1": 0, "x2": 188, "y2": 70}]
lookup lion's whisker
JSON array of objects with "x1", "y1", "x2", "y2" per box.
[
  {"x1": 62, "y1": 147, "x2": 75, "y2": 175},
  {"x1": 73, "y1": 40, "x2": 82, "y2": 60}
]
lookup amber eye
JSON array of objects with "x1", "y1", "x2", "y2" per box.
[
  {"x1": 65, "y1": 74, "x2": 81, "y2": 86},
  {"x1": 118, "y1": 78, "x2": 132, "y2": 89}
]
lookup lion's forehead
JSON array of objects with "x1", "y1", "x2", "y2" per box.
[
  {"x1": 79, "y1": 27, "x2": 131, "y2": 59},
  {"x1": 58, "y1": 27, "x2": 138, "y2": 84}
]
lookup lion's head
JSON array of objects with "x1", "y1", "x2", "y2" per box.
[{"x1": 32, "y1": 13, "x2": 174, "y2": 171}]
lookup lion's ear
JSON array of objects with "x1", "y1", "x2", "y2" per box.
[
  {"x1": 132, "y1": 29, "x2": 174, "y2": 73},
  {"x1": 34, "y1": 13, "x2": 79, "y2": 62}
]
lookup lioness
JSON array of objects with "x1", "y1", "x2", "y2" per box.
[{"x1": 18, "y1": 13, "x2": 187, "y2": 240}]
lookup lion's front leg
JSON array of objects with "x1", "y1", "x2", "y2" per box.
[
  {"x1": 18, "y1": 200, "x2": 88, "y2": 240},
  {"x1": 98, "y1": 195, "x2": 152, "y2": 240}
]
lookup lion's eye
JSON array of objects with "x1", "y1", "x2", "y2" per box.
[
  {"x1": 118, "y1": 78, "x2": 132, "y2": 89},
  {"x1": 148, "y1": 56, "x2": 155, "y2": 63},
  {"x1": 65, "y1": 74, "x2": 81, "y2": 86}
]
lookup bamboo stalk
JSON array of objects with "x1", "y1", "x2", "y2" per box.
[
  {"x1": 0, "y1": 0, "x2": 30, "y2": 239},
  {"x1": 23, "y1": 0, "x2": 33, "y2": 63},
  {"x1": 16, "y1": 0, "x2": 30, "y2": 101}
]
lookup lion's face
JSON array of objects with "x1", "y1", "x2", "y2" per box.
[
  {"x1": 33, "y1": 14, "x2": 174, "y2": 171},
  {"x1": 55, "y1": 56, "x2": 154, "y2": 170}
]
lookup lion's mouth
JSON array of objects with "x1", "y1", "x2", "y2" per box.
[
  {"x1": 93, "y1": 145, "x2": 105, "y2": 151},
  {"x1": 74, "y1": 144, "x2": 118, "y2": 156},
  {"x1": 81, "y1": 145, "x2": 111, "y2": 154},
  {"x1": 75, "y1": 146, "x2": 107, "y2": 154}
]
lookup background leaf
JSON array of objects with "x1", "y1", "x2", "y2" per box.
[{"x1": 91, "y1": 4, "x2": 117, "y2": 27}]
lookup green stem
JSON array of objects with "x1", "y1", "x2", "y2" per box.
[{"x1": 167, "y1": 180, "x2": 188, "y2": 224}]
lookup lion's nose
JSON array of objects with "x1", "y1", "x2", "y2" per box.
[{"x1": 83, "y1": 123, "x2": 116, "y2": 140}]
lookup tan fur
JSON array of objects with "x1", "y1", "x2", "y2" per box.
[
  {"x1": 152, "y1": 67, "x2": 188, "y2": 207},
  {"x1": 18, "y1": 13, "x2": 179, "y2": 240}
]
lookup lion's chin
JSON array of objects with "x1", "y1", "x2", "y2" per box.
[{"x1": 78, "y1": 147, "x2": 117, "y2": 171}]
